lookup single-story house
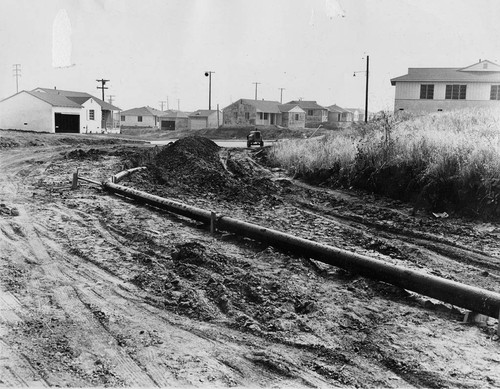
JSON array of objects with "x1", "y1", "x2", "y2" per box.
[
  {"x1": 327, "y1": 104, "x2": 354, "y2": 122},
  {"x1": 188, "y1": 109, "x2": 221, "y2": 130},
  {"x1": 279, "y1": 104, "x2": 306, "y2": 129},
  {"x1": 345, "y1": 108, "x2": 366, "y2": 122},
  {"x1": 286, "y1": 100, "x2": 328, "y2": 125},
  {"x1": 160, "y1": 110, "x2": 189, "y2": 131},
  {"x1": 120, "y1": 106, "x2": 166, "y2": 128},
  {"x1": 390, "y1": 59, "x2": 500, "y2": 113},
  {"x1": 222, "y1": 99, "x2": 305, "y2": 128},
  {"x1": 33, "y1": 87, "x2": 120, "y2": 131},
  {"x1": 0, "y1": 88, "x2": 120, "y2": 133}
]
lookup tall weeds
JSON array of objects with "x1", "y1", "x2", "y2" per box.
[{"x1": 269, "y1": 108, "x2": 500, "y2": 217}]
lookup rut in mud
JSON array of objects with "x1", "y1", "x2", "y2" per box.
[{"x1": 0, "y1": 132, "x2": 499, "y2": 388}]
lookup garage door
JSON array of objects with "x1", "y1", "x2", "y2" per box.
[
  {"x1": 161, "y1": 120, "x2": 175, "y2": 131},
  {"x1": 189, "y1": 118, "x2": 206, "y2": 130},
  {"x1": 55, "y1": 113, "x2": 80, "y2": 133}
]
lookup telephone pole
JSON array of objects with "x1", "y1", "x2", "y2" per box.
[
  {"x1": 13, "y1": 64, "x2": 21, "y2": 93},
  {"x1": 204, "y1": 71, "x2": 215, "y2": 110},
  {"x1": 159, "y1": 100, "x2": 167, "y2": 111},
  {"x1": 108, "y1": 95, "x2": 115, "y2": 105},
  {"x1": 96, "y1": 79, "x2": 109, "y2": 101},
  {"x1": 177, "y1": 99, "x2": 180, "y2": 111},
  {"x1": 253, "y1": 82, "x2": 261, "y2": 100},
  {"x1": 278, "y1": 87, "x2": 285, "y2": 103}
]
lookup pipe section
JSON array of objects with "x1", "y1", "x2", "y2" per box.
[{"x1": 102, "y1": 180, "x2": 500, "y2": 319}]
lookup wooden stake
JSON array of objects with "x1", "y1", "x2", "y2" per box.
[{"x1": 71, "y1": 171, "x2": 79, "y2": 189}]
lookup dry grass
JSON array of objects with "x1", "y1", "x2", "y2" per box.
[{"x1": 270, "y1": 108, "x2": 500, "y2": 216}]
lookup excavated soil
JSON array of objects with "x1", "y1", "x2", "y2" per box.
[{"x1": 0, "y1": 132, "x2": 500, "y2": 388}]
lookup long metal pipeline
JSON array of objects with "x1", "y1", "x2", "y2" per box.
[{"x1": 102, "y1": 180, "x2": 500, "y2": 319}]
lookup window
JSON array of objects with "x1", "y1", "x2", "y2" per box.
[
  {"x1": 121, "y1": 115, "x2": 125, "y2": 121},
  {"x1": 245, "y1": 112, "x2": 250, "y2": 120},
  {"x1": 445, "y1": 85, "x2": 466, "y2": 100},
  {"x1": 138, "y1": 116, "x2": 143, "y2": 122},
  {"x1": 89, "y1": 109, "x2": 95, "y2": 120},
  {"x1": 490, "y1": 85, "x2": 500, "y2": 100},
  {"x1": 295, "y1": 114, "x2": 299, "y2": 121},
  {"x1": 259, "y1": 112, "x2": 263, "y2": 120},
  {"x1": 263, "y1": 113, "x2": 269, "y2": 120},
  {"x1": 420, "y1": 84, "x2": 434, "y2": 99},
  {"x1": 307, "y1": 109, "x2": 314, "y2": 116}
]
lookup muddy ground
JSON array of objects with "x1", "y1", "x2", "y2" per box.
[{"x1": 0, "y1": 130, "x2": 499, "y2": 388}]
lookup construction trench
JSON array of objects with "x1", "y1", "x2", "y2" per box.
[{"x1": 75, "y1": 167, "x2": 500, "y2": 330}]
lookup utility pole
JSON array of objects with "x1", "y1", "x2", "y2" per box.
[
  {"x1": 353, "y1": 55, "x2": 369, "y2": 123},
  {"x1": 159, "y1": 100, "x2": 167, "y2": 111},
  {"x1": 167, "y1": 97, "x2": 170, "y2": 110},
  {"x1": 364, "y1": 55, "x2": 369, "y2": 123},
  {"x1": 13, "y1": 64, "x2": 21, "y2": 93},
  {"x1": 96, "y1": 79, "x2": 109, "y2": 101},
  {"x1": 205, "y1": 71, "x2": 215, "y2": 110},
  {"x1": 278, "y1": 87, "x2": 285, "y2": 103},
  {"x1": 177, "y1": 99, "x2": 180, "y2": 111},
  {"x1": 253, "y1": 82, "x2": 261, "y2": 100},
  {"x1": 108, "y1": 95, "x2": 115, "y2": 105}
]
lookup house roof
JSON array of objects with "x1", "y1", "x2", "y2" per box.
[
  {"x1": 34, "y1": 88, "x2": 120, "y2": 111},
  {"x1": 390, "y1": 60, "x2": 500, "y2": 85},
  {"x1": 188, "y1": 109, "x2": 218, "y2": 118},
  {"x1": 120, "y1": 106, "x2": 166, "y2": 116},
  {"x1": 327, "y1": 104, "x2": 351, "y2": 113},
  {"x1": 278, "y1": 104, "x2": 304, "y2": 113},
  {"x1": 26, "y1": 91, "x2": 83, "y2": 108},
  {"x1": 239, "y1": 99, "x2": 283, "y2": 113},
  {"x1": 286, "y1": 100, "x2": 327, "y2": 110},
  {"x1": 162, "y1": 110, "x2": 189, "y2": 119}
]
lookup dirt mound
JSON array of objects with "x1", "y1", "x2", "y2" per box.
[
  {"x1": 64, "y1": 148, "x2": 105, "y2": 160},
  {"x1": 136, "y1": 136, "x2": 282, "y2": 202}
]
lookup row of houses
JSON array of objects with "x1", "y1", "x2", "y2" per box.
[{"x1": 1, "y1": 59, "x2": 498, "y2": 134}]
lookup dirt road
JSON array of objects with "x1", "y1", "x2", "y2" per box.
[{"x1": 0, "y1": 132, "x2": 499, "y2": 388}]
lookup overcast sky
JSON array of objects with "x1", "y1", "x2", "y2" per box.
[{"x1": 0, "y1": 0, "x2": 499, "y2": 112}]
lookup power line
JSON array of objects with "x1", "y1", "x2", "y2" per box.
[
  {"x1": 96, "y1": 79, "x2": 109, "y2": 101},
  {"x1": 13, "y1": 64, "x2": 21, "y2": 93}
]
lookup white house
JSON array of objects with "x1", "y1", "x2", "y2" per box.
[
  {"x1": 120, "y1": 106, "x2": 166, "y2": 128},
  {"x1": 390, "y1": 59, "x2": 500, "y2": 113},
  {"x1": 33, "y1": 88, "x2": 120, "y2": 132},
  {"x1": 0, "y1": 90, "x2": 115, "y2": 133},
  {"x1": 188, "y1": 109, "x2": 221, "y2": 130}
]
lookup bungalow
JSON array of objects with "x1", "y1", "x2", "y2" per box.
[
  {"x1": 286, "y1": 100, "x2": 328, "y2": 125},
  {"x1": 345, "y1": 108, "x2": 366, "y2": 122},
  {"x1": 223, "y1": 99, "x2": 283, "y2": 126},
  {"x1": 160, "y1": 110, "x2": 189, "y2": 131},
  {"x1": 390, "y1": 59, "x2": 500, "y2": 113},
  {"x1": 33, "y1": 88, "x2": 120, "y2": 131},
  {"x1": 120, "y1": 106, "x2": 166, "y2": 128},
  {"x1": 327, "y1": 104, "x2": 353, "y2": 122},
  {"x1": 0, "y1": 88, "x2": 119, "y2": 133},
  {"x1": 222, "y1": 99, "x2": 305, "y2": 128},
  {"x1": 188, "y1": 109, "x2": 221, "y2": 130},
  {"x1": 279, "y1": 104, "x2": 306, "y2": 129}
]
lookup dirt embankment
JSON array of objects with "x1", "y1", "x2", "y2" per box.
[{"x1": 0, "y1": 132, "x2": 499, "y2": 388}]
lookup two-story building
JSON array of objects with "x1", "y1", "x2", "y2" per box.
[{"x1": 390, "y1": 59, "x2": 500, "y2": 113}]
